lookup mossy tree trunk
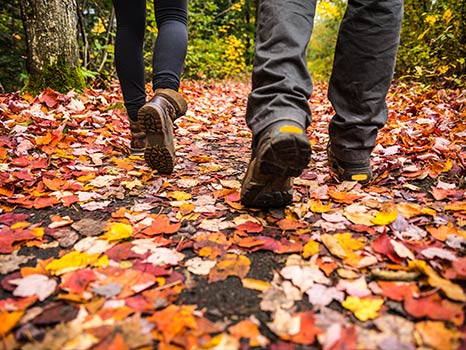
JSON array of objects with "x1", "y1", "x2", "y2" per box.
[{"x1": 19, "y1": 0, "x2": 85, "y2": 94}]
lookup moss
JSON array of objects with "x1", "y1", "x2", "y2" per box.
[{"x1": 23, "y1": 56, "x2": 86, "y2": 95}]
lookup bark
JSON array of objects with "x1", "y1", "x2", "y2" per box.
[{"x1": 19, "y1": 0, "x2": 85, "y2": 93}]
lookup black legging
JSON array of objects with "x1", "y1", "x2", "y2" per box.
[{"x1": 112, "y1": 0, "x2": 188, "y2": 121}]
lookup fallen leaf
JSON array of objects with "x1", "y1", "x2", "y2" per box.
[
  {"x1": 404, "y1": 293, "x2": 464, "y2": 325},
  {"x1": 101, "y1": 223, "x2": 133, "y2": 241},
  {"x1": 10, "y1": 274, "x2": 57, "y2": 301},
  {"x1": 412, "y1": 260, "x2": 466, "y2": 302},
  {"x1": 342, "y1": 296, "x2": 384, "y2": 321},
  {"x1": 142, "y1": 215, "x2": 181, "y2": 235},
  {"x1": 208, "y1": 254, "x2": 251, "y2": 283},
  {"x1": 241, "y1": 278, "x2": 271, "y2": 292},
  {"x1": 228, "y1": 318, "x2": 269, "y2": 347},
  {"x1": 0, "y1": 310, "x2": 24, "y2": 336},
  {"x1": 414, "y1": 321, "x2": 462, "y2": 350},
  {"x1": 371, "y1": 206, "x2": 398, "y2": 226}
]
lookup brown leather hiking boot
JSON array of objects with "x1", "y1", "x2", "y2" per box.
[
  {"x1": 240, "y1": 121, "x2": 311, "y2": 208},
  {"x1": 138, "y1": 89, "x2": 188, "y2": 174},
  {"x1": 129, "y1": 120, "x2": 146, "y2": 154},
  {"x1": 327, "y1": 142, "x2": 373, "y2": 184}
]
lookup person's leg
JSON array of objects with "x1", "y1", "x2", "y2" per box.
[
  {"x1": 152, "y1": 0, "x2": 188, "y2": 91},
  {"x1": 138, "y1": 0, "x2": 188, "y2": 174},
  {"x1": 112, "y1": 0, "x2": 147, "y2": 122},
  {"x1": 241, "y1": 0, "x2": 317, "y2": 207},
  {"x1": 328, "y1": 0, "x2": 403, "y2": 181},
  {"x1": 246, "y1": 0, "x2": 317, "y2": 139}
]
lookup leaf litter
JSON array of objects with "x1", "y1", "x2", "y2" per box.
[{"x1": 0, "y1": 82, "x2": 465, "y2": 349}]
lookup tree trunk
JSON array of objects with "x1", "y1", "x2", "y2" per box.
[{"x1": 19, "y1": 0, "x2": 85, "y2": 94}]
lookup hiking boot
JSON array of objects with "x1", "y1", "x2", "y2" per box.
[
  {"x1": 138, "y1": 89, "x2": 188, "y2": 174},
  {"x1": 240, "y1": 121, "x2": 311, "y2": 208},
  {"x1": 129, "y1": 120, "x2": 145, "y2": 154},
  {"x1": 327, "y1": 142, "x2": 372, "y2": 184}
]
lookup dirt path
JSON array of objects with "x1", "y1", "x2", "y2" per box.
[{"x1": 0, "y1": 81, "x2": 465, "y2": 349}]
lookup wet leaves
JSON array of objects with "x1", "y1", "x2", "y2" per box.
[{"x1": 0, "y1": 82, "x2": 465, "y2": 349}]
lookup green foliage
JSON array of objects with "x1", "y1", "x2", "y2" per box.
[
  {"x1": 307, "y1": 0, "x2": 346, "y2": 81},
  {"x1": 77, "y1": 0, "x2": 115, "y2": 87},
  {"x1": 397, "y1": 0, "x2": 465, "y2": 88},
  {"x1": 0, "y1": 2, "x2": 26, "y2": 92},
  {"x1": 183, "y1": 0, "x2": 256, "y2": 80}
]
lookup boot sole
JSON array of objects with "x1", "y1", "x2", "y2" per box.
[
  {"x1": 138, "y1": 104, "x2": 175, "y2": 174},
  {"x1": 241, "y1": 132, "x2": 311, "y2": 208}
]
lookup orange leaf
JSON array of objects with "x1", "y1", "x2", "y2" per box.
[
  {"x1": 36, "y1": 132, "x2": 53, "y2": 146},
  {"x1": 0, "y1": 310, "x2": 24, "y2": 336},
  {"x1": 143, "y1": 215, "x2": 181, "y2": 236},
  {"x1": 107, "y1": 333, "x2": 129, "y2": 350},
  {"x1": 415, "y1": 321, "x2": 462, "y2": 350},
  {"x1": 328, "y1": 191, "x2": 364, "y2": 204},
  {"x1": 444, "y1": 201, "x2": 466, "y2": 212},
  {"x1": 426, "y1": 222, "x2": 466, "y2": 241},
  {"x1": 283, "y1": 311, "x2": 322, "y2": 345},
  {"x1": 277, "y1": 218, "x2": 307, "y2": 231},
  {"x1": 0, "y1": 186, "x2": 14, "y2": 197},
  {"x1": 208, "y1": 254, "x2": 251, "y2": 283},
  {"x1": 228, "y1": 319, "x2": 269, "y2": 347},
  {"x1": 147, "y1": 305, "x2": 197, "y2": 344},
  {"x1": 42, "y1": 177, "x2": 66, "y2": 191},
  {"x1": 377, "y1": 281, "x2": 419, "y2": 302},
  {"x1": 33, "y1": 196, "x2": 60, "y2": 209}
]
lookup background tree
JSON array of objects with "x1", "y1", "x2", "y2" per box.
[
  {"x1": 19, "y1": 0, "x2": 85, "y2": 94},
  {"x1": 0, "y1": 0, "x2": 464, "y2": 93}
]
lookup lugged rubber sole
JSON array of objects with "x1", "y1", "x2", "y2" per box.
[
  {"x1": 241, "y1": 130, "x2": 311, "y2": 208},
  {"x1": 138, "y1": 104, "x2": 175, "y2": 174}
]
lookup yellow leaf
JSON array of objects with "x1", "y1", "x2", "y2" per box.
[
  {"x1": 425, "y1": 14, "x2": 437, "y2": 26},
  {"x1": 241, "y1": 278, "x2": 271, "y2": 292},
  {"x1": 302, "y1": 240, "x2": 320, "y2": 259},
  {"x1": 396, "y1": 203, "x2": 436, "y2": 218},
  {"x1": 342, "y1": 296, "x2": 384, "y2": 321},
  {"x1": 198, "y1": 163, "x2": 223, "y2": 174},
  {"x1": 371, "y1": 207, "x2": 398, "y2": 226},
  {"x1": 168, "y1": 191, "x2": 192, "y2": 201},
  {"x1": 10, "y1": 222, "x2": 30, "y2": 229},
  {"x1": 32, "y1": 227, "x2": 44, "y2": 238},
  {"x1": 101, "y1": 223, "x2": 133, "y2": 241},
  {"x1": 321, "y1": 234, "x2": 347, "y2": 259},
  {"x1": 308, "y1": 200, "x2": 331, "y2": 213},
  {"x1": 335, "y1": 233, "x2": 366, "y2": 251},
  {"x1": 45, "y1": 251, "x2": 107, "y2": 275},
  {"x1": 412, "y1": 260, "x2": 466, "y2": 302},
  {"x1": 442, "y1": 158, "x2": 453, "y2": 172},
  {"x1": 120, "y1": 180, "x2": 143, "y2": 190},
  {"x1": 443, "y1": 9, "x2": 453, "y2": 23}
]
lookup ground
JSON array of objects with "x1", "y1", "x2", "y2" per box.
[{"x1": 0, "y1": 81, "x2": 465, "y2": 350}]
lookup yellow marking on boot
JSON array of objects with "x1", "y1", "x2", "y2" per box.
[
  {"x1": 279, "y1": 125, "x2": 303, "y2": 134},
  {"x1": 351, "y1": 174, "x2": 368, "y2": 181}
]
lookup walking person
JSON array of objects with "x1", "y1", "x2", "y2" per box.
[
  {"x1": 112, "y1": 0, "x2": 188, "y2": 174},
  {"x1": 241, "y1": 0, "x2": 403, "y2": 208}
]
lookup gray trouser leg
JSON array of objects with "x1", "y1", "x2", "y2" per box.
[
  {"x1": 246, "y1": 0, "x2": 317, "y2": 139},
  {"x1": 328, "y1": 0, "x2": 403, "y2": 163}
]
